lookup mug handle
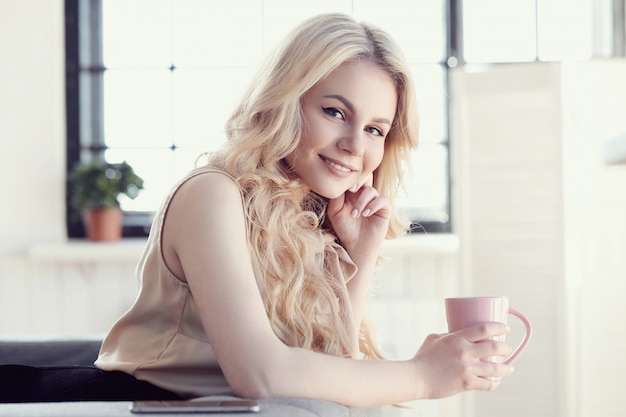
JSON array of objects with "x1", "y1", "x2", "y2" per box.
[{"x1": 504, "y1": 307, "x2": 532, "y2": 365}]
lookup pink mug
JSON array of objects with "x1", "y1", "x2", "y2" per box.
[{"x1": 445, "y1": 296, "x2": 532, "y2": 364}]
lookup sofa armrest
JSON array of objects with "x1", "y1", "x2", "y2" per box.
[{"x1": 0, "y1": 337, "x2": 102, "y2": 366}]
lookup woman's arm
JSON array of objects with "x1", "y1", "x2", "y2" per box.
[
  {"x1": 325, "y1": 177, "x2": 390, "y2": 341},
  {"x1": 161, "y1": 173, "x2": 513, "y2": 408}
]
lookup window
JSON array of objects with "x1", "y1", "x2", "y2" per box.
[
  {"x1": 462, "y1": 0, "x2": 596, "y2": 63},
  {"x1": 65, "y1": 0, "x2": 452, "y2": 237},
  {"x1": 67, "y1": 0, "x2": 615, "y2": 238}
]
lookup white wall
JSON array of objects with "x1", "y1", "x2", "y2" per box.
[
  {"x1": 452, "y1": 60, "x2": 626, "y2": 417},
  {"x1": 0, "y1": 0, "x2": 66, "y2": 257}
]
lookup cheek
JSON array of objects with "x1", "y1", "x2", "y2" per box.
[
  {"x1": 300, "y1": 106, "x2": 323, "y2": 145},
  {"x1": 365, "y1": 143, "x2": 386, "y2": 172},
  {"x1": 297, "y1": 121, "x2": 319, "y2": 151}
]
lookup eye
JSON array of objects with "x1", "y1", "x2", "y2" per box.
[
  {"x1": 365, "y1": 126, "x2": 385, "y2": 137},
  {"x1": 322, "y1": 107, "x2": 345, "y2": 120}
]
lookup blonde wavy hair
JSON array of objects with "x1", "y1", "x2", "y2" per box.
[{"x1": 207, "y1": 13, "x2": 419, "y2": 359}]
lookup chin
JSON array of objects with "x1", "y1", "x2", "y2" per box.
[{"x1": 313, "y1": 188, "x2": 345, "y2": 200}]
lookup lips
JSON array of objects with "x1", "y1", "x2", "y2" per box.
[{"x1": 321, "y1": 156, "x2": 355, "y2": 173}]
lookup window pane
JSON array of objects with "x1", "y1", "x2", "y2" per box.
[
  {"x1": 102, "y1": 0, "x2": 172, "y2": 68},
  {"x1": 173, "y1": 67, "x2": 253, "y2": 149},
  {"x1": 537, "y1": 0, "x2": 593, "y2": 60},
  {"x1": 174, "y1": 147, "x2": 209, "y2": 180},
  {"x1": 105, "y1": 148, "x2": 175, "y2": 212},
  {"x1": 172, "y1": 0, "x2": 263, "y2": 66},
  {"x1": 104, "y1": 69, "x2": 173, "y2": 148},
  {"x1": 262, "y1": 0, "x2": 352, "y2": 52},
  {"x1": 355, "y1": 0, "x2": 446, "y2": 63},
  {"x1": 397, "y1": 144, "x2": 449, "y2": 225},
  {"x1": 411, "y1": 64, "x2": 447, "y2": 144},
  {"x1": 463, "y1": 0, "x2": 537, "y2": 63}
]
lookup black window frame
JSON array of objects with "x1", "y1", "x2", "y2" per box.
[{"x1": 64, "y1": 0, "x2": 456, "y2": 238}]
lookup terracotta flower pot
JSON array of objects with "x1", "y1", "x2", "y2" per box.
[{"x1": 83, "y1": 208, "x2": 123, "y2": 241}]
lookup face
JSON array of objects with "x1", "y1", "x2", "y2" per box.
[{"x1": 286, "y1": 60, "x2": 398, "y2": 199}]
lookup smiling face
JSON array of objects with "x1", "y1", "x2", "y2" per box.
[{"x1": 286, "y1": 60, "x2": 398, "y2": 199}]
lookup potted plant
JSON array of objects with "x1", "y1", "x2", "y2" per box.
[{"x1": 69, "y1": 160, "x2": 144, "y2": 241}]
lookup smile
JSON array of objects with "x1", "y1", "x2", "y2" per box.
[{"x1": 322, "y1": 157, "x2": 353, "y2": 173}]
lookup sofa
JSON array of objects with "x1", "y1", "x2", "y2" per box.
[
  {"x1": 0, "y1": 337, "x2": 380, "y2": 416},
  {"x1": 0, "y1": 337, "x2": 103, "y2": 367}
]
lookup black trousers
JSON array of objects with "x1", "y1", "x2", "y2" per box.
[{"x1": 0, "y1": 365, "x2": 182, "y2": 403}]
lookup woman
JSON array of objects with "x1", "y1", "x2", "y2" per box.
[{"x1": 0, "y1": 12, "x2": 513, "y2": 406}]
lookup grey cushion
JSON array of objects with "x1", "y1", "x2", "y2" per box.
[{"x1": 0, "y1": 339, "x2": 101, "y2": 366}]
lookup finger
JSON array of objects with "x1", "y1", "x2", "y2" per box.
[
  {"x1": 349, "y1": 172, "x2": 374, "y2": 193},
  {"x1": 349, "y1": 187, "x2": 382, "y2": 218},
  {"x1": 461, "y1": 322, "x2": 509, "y2": 343},
  {"x1": 476, "y1": 361, "x2": 515, "y2": 381},
  {"x1": 474, "y1": 339, "x2": 513, "y2": 359},
  {"x1": 459, "y1": 371, "x2": 503, "y2": 393},
  {"x1": 474, "y1": 374, "x2": 503, "y2": 392},
  {"x1": 361, "y1": 195, "x2": 390, "y2": 218}
]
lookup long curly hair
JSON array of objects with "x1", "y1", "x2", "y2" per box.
[{"x1": 207, "y1": 13, "x2": 419, "y2": 359}]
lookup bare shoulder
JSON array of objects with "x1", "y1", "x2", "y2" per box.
[
  {"x1": 162, "y1": 170, "x2": 247, "y2": 281},
  {"x1": 175, "y1": 170, "x2": 242, "y2": 204},
  {"x1": 166, "y1": 170, "x2": 245, "y2": 231}
]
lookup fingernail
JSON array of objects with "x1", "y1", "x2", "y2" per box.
[
  {"x1": 362, "y1": 208, "x2": 371, "y2": 217},
  {"x1": 351, "y1": 208, "x2": 359, "y2": 218},
  {"x1": 350, "y1": 184, "x2": 358, "y2": 192}
]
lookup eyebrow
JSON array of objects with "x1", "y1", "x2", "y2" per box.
[{"x1": 325, "y1": 94, "x2": 392, "y2": 126}]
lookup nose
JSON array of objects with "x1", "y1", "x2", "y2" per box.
[{"x1": 337, "y1": 128, "x2": 365, "y2": 157}]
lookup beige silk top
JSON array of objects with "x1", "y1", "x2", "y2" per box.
[{"x1": 94, "y1": 167, "x2": 358, "y2": 398}]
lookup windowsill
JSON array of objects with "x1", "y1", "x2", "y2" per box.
[
  {"x1": 28, "y1": 234, "x2": 459, "y2": 263},
  {"x1": 380, "y1": 233, "x2": 459, "y2": 256},
  {"x1": 28, "y1": 238, "x2": 147, "y2": 262}
]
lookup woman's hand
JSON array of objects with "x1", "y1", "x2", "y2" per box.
[
  {"x1": 412, "y1": 323, "x2": 515, "y2": 399},
  {"x1": 326, "y1": 173, "x2": 391, "y2": 260}
]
